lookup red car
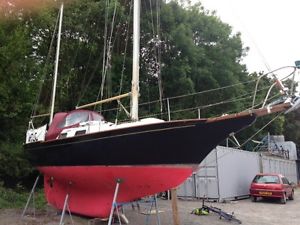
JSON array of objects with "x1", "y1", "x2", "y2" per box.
[{"x1": 249, "y1": 173, "x2": 294, "y2": 204}]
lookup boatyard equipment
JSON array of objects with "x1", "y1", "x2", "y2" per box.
[
  {"x1": 108, "y1": 179, "x2": 123, "y2": 225},
  {"x1": 21, "y1": 175, "x2": 40, "y2": 218},
  {"x1": 59, "y1": 192, "x2": 74, "y2": 225},
  {"x1": 191, "y1": 199, "x2": 242, "y2": 224}
]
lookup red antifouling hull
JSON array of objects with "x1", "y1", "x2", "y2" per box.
[{"x1": 39, "y1": 165, "x2": 195, "y2": 218}]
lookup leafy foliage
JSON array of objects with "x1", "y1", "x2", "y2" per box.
[
  {"x1": 0, "y1": 182, "x2": 46, "y2": 209},
  {"x1": 284, "y1": 108, "x2": 300, "y2": 147}
]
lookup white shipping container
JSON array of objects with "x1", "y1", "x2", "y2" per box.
[
  {"x1": 262, "y1": 156, "x2": 297, "y2": 183},
  {"x1": 178, "y1": 144, "x2": 298, "y2": 200}
]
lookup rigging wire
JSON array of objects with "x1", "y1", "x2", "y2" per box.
[
  {"x1": 226, "y1": 0, "x2": 272, "y2": 72},
  {"x1": 69, "y1": 5, "x2": 93, "y2": 101},
  {"x1": 115, "y1": 0, "x2": 133, "y2": 122},
  {"x1": 97, "y1": 0, "x2": 118, "y2": 106},
  {"x1": 99, "y1": 0, "x2": 110, "y2": 101},
  {"x1": 238, "y1": 111, "x2": 284, "y2": 149},
  {"x1": 78, "y1": 2, "x2": 126, "y2": 108},
  {"x1": 101, "y1": 83, "x2": 274, "y2": 119},
  {"x1": 76, "y1": 8, "x2": 104, "y2": 106},
  {"x1": 197, "y1": 111, "x2": 284, "y2": 168},
  {"x1": 101, "y1": 79, "x2": 266, "y2": 114},
  {"x1": 148, "y1": 0, "x2": 156, "y2": 35},
  {"x1": 143, "y1": 0, "x2": 163, "y2": 114},
  {"x1": 31, "y1": 8, "x2": 60, "y2": 118},
  {"x1": 165, "y1": 79, "x2": 257, "y2": 101},
  {"x1": 156, "y1": 0, "x2": 163, "y2": 114},
  {"x1": 145, "y1": 0, "x2": 156, "y2": 115},
  {"x1": 138, "y1": 85, "x2": 275, "y2": 119}
]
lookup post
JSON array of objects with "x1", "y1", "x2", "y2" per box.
[{"x1": 171, "y1": 188, "x2": 180, "y2": 225}]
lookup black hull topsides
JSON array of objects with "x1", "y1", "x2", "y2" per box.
[{"x1": 24, "y1": 115, "x2": 256, "y2": 167}]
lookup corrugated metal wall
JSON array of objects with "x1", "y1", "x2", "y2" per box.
[
  {"x1": 178, "y1": 146, "x2": 298, "y2": 200},
  {"x1": 262, "y1": 156, "x2": 297, "y2": 183}
]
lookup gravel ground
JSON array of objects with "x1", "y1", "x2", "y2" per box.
[{"x1": 1, "y1": 188, "x2": 299, "y2": 225}]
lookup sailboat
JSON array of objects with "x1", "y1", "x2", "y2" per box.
[{"x1": 24, "y1": 1, "x2": 300, "y2": 219}]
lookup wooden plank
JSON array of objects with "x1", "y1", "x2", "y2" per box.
[
  {"x1": 76, "y1": 92, "x2": 131, "y2": 109},
  {"x1": 171, "y1": 188, "x2": 180, "y2": 225}
]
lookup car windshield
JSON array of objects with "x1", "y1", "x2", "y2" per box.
[{"x1": 253, "y1": 175, "x2": 280, "y2": 184}]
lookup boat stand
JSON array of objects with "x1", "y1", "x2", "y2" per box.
[
  {"x1": 59, "y1": 192, "x2": 74, "y2": 225},
  {"x1": 144, "y1": 195, "x2": 161, "y2": 225},
  {"x1": 108, "y1": 178, "x2": 123, "y2": 225},
  {"x1": 112, "y1": 195, "x2": 161, "y2": 225},
  {"x1": 107, "y1": 179, "x2": 161, "y2": 225},
  {"x1": 21, "y1": 175, "x2": 40, "y2": 218}
]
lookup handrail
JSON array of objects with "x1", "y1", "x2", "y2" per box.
[{"x1": 252, "y1": 66, "x2": 297, "y2": 109}]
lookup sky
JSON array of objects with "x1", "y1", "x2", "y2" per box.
[{"x1": 199, "y1": 0, "x2": 300, "y2": 74}]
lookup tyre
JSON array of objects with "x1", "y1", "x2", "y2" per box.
[
  {"x1": 288, "y1": 190, "x2": 294, "y2": 200},
  {"x1": 280, "y1": 193, "x2": 287, "y2": 204},
  {"x1": 251, "y1": 196, "x2": 257, "y2": 202}
]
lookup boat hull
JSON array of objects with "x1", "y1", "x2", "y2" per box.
[
  {"x1": 40, "y1": 165, "x2": 195, "y2": 218},
  {"x1": 25, "y1": 115, "x2": 256, "y2": 166},
  {"x1": 24, "y1": 115, "x2": 256, "y2": 218}
]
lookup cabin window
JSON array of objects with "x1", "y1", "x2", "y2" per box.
[
  {"x1": 59, "y1": 112, "x2": 89, "y2": 128},
  {"x1": 75, "y1": 130, "x2": 86, "y2": 136},
  {"x1": 58, "y1": 133, "x2": 67, "y2": 139}
]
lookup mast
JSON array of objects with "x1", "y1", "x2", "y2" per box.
[
  {"x1": 131, "y1": 0, "x2": 140, "y2": 121},
  {"x1": 49, "y1": 3, "x2": 64, "y2": 124}
]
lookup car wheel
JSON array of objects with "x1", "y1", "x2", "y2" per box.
[
  {"x1": 251, "y1": 196, "x2": 257, "y2": 202},
  {"x1": 281, "y1": 193, "x2": 287, "y2": 204},
  {"x1": 288, "y1": 190, "x2": 294, "y2": 200}
]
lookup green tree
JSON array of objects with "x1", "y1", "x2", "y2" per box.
[
  {"x1": 284, "y1": 109, "x2": 300, "y2": 147},
  {"x1": 0, "y1": 14, "x2": 38, "y2": 185}
]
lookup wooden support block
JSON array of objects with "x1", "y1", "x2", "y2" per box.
[{"x1": 171, "y1": 188, "x2": 180, "y2": 225}]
